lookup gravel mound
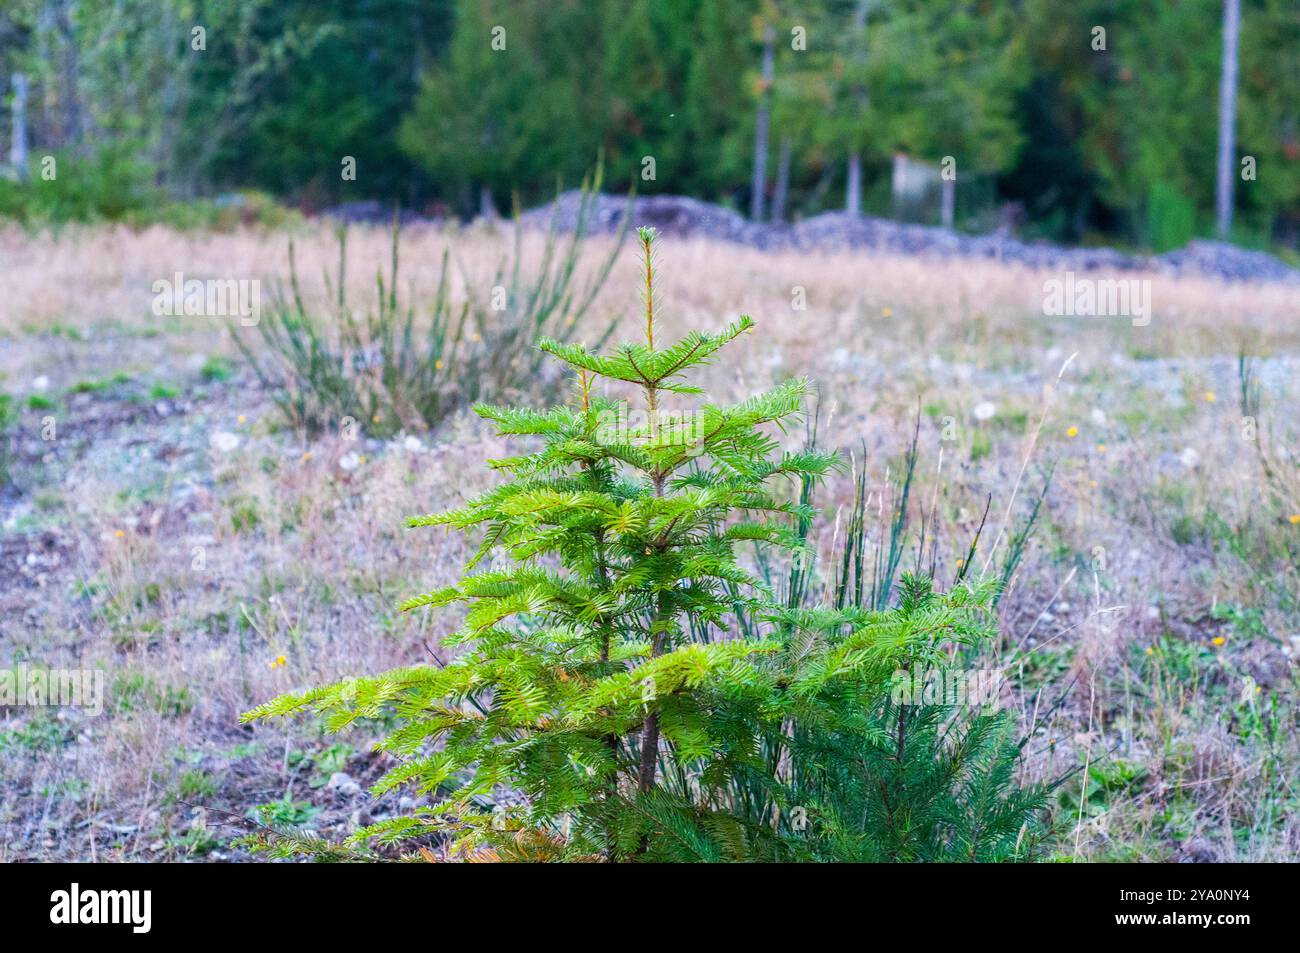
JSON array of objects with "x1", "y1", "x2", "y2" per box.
[
  {"x1": 1154, "y1": 239, "x2": 1300, "y2": 284},
  {"x1": 522, "y1": 191, "x2": 1300, "y2": 285}
]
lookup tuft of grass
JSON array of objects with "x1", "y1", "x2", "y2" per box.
[{"x1": 236, "y1": 171, "x2": 626, "y2": 437}]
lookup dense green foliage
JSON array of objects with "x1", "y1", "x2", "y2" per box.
[
  {"x1": 243, "y1": 230, "x2": 1047, "y2": 861},
  {"x1": 2, "y1": 0, "x2": 1296, "y2": 245}
]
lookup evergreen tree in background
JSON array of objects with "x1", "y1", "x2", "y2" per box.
[
  {"x1": 2, "y1": 0, "x2": 1296, "y2": 245},
  {"x1": 399, "y1": 0, "x2": 605, "y2": 214},
  {"x1": 1018, "y1": 0, "x2": 1300, "y2": 245}
]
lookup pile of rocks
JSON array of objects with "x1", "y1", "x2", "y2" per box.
[
  {"x1": 1153, "y1": 239, "x2": 1300, "y2": 284},
  {"x1": 521, "y1": 191, "x2": 1300, "y2": 285},
  {"x1": 522, "y1": 191, "x2": 763, "y2": 244}
]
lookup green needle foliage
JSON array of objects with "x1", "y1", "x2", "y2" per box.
[{"x1": 244, "y1": 227, "x2": 1046, "y2": 862}]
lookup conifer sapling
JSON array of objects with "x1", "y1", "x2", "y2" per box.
[{"x1": 243, "y1": 227, "x2": 1038, "y2": 861}]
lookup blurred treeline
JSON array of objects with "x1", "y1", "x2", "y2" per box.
[{"x1": 0, "y1": 0, "x2": 1296, "y2": 249}]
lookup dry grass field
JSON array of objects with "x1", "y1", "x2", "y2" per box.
[{"x1": 2, "y1": 221, "x2": 1299, "y2": 861}]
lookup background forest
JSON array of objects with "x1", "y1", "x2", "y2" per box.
[{"x1": 1, "y1": 0, "x2": 1298, "y2": 251}]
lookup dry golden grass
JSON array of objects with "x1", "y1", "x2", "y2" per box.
[{"x1": 2, "y1": 221, "x2": 1298, "y2": 861}]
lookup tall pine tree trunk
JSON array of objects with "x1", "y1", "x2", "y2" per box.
[
  {"x1": 845, "y1": 0, "x2": 870, "y2": 218},
  {"x1": 750, "y1": 23, "x2": 775, "y2": 222},
  {"x1": 940, "y1": 177, "x2": 955, "y2": 229},
  {"x1": 771, "y1": 136, "x2": 792, "y2": 223},
  {"x1": 846, "y1": 153, "x2": 862, "y2": 217},
  {"x1": 9, "y1": 73, "x2": 28, "y2": 181},
  {"x1": 479, "y1": 185, "x2": 498, "y2": 221},
  {"x1": 53, "y1": 0, "x2": 84, "y2": 152},
  {"x1": 1215, "y1": 0, "x2": 1241, "y2": 238}
]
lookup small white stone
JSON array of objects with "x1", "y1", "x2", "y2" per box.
[
  {"x1": 972, "y1": 400, "x2": 997, "y2": 421},
  {"x1": 1090, "y1": 408, "x2": 1106, "y2": 426},
  {"x1": 339, "y1": 451, "x2": 362, "y2": 472},
  {"x1": 326, "y1": 772, "x2": 361, "y2": 798},
  {"x1": 32, "y1": 375, "x2": 50, "y2": 392},
  {"x1": 209, "y1": 431, "x2": 240, "y2": 453},
  {"x1": 1179, "y1": 447, "x2": 1200, "y2": 469},
  {"x1": 402, "y1": 435, "x2": 425, "y2": 454}
]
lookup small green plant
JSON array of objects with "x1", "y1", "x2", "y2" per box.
[
  {"x1": 199, "y1": 357, "x2": 234, "y2": 383},
  {"x1": 0, "y1": 393, "x2": 13, "y2": 484},
  {"x1": 1060, "y1": 756, "x2": 1147, "y2": 820},
  {"x1": 176, "y1": 769, "x2": 219, "y2": 801},
  {"x1": 245, "y1": 229, "x2": 1047, "y2": 861},
  {"x1": 290, "y1": 742, "x2": 356, "y2": 788},
  {"x1": 229, "y1": 497, "x2": 261, "y2": 534},
  {"x1": 237, "y1": 171, "x2": 625, "y2": 438},
  {"x1": 175, "y1": 821, "x2": 221, "y2": 857},
  {"x1": 252, "y1": 797, "x2": 322, "y2": 829},
  {"x1": 113, "y1": 673, "x2": 195, "y2": 718},
  {"x1": 0, "y1": 711, "x2": 70, "y2": 753}
]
